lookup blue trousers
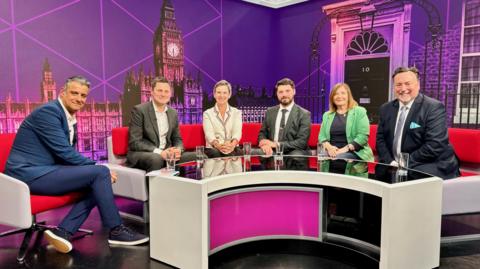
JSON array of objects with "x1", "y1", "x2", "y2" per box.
[{"x1": 28, "y1": 165, "x2": 122, "y2": 234}]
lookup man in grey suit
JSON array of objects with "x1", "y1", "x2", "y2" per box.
[
  {"x1": 127, "y1": 77, "x2": 194, "y2": 172},
  {"x1": 258, "y1": 78, "x2": 311, "y2": 155}
]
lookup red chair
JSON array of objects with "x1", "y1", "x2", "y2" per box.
[
  {"x1": 0, "y1": 133, "x2": 92, "y2": 263},
  {"x1": 180, "y1": 124, "x2": 206, "y2": 150},
  {"x1": 239, "y1": 122, "x2": 262, "y2": 146}
]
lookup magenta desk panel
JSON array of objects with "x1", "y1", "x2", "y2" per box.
[{"x1": 209, "y1": 189, "x2": 321, "y2": 251}]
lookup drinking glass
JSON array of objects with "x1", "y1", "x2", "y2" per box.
[
  {"x1": 317, "y1": 142, "x2": 325, "y2": 161},
  {"x1": 243, "y1": 142, "x2": 251, "y2": 159},
  {"x1": 276, "y1": 142, "x2": 284, "y2": 157},
  {"x1": 397, "y1": 152, "x2": 409, "y2": 176},
  {"x1": 165, "y1": 151, "x2": 176, "y2": 172},
  {"x1": 196, "y1": 146, "x2": 205, "y2": 160}
]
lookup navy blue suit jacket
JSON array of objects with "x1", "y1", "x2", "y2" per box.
[
  {"x1": 376, "y1": 94, "x2": 459, "y2": 179},
  {"x1": 5, "y1": 100, "x2": 95, "y2": 183}
]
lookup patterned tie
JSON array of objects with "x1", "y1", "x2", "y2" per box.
[
  {"x1": 392, "y1": 106, "x2": 407, "y2": 159},
  {"x1": 278, "y1": 109, "x2": 288, "y2": 141}
]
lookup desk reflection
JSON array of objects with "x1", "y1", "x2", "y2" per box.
[
  {"x1": 201, "y1": 158, "x2": 243, "y2": 178},
  {"x1": 258, "y1": 156, "x2": 309, "y2": 171},
  {"x1": 318, "y1": 159, "x2": 368, "y2": 178}
]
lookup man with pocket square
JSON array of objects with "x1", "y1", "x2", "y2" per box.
[{"x1": 376, "y1": 66, "x2": 460, "y2": 179}]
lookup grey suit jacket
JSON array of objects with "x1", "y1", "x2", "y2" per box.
[
  {"x1": 258, "y1": 104, "x2": 311, "y2": 153},
  {"x1": 127, "y1": 101, "x2": 183, "y2": 167}
]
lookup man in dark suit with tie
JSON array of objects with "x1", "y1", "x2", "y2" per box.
[
  {"x1": 5, "y1": 76, "x2": 149, "y2": 254},
  {"x1": 257, "y1": 78, "x2": 311, "y2": 155},
  {"x1": 376, "y1": 67, "x2": 460, "y2": 179},
  {"x1": 127, "y1": 77, "x2": 194, "y2": 172}
]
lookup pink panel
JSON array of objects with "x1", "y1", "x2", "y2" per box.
[{"x1": 209, "y1": 189, "x2": 320, "y2": 250}]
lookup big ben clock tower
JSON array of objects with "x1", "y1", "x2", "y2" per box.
[{"x1": 153, "y1": 0, "x2": 184, "y2": 82}]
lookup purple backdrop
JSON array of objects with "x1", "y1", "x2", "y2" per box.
[{"x1": 0, "y1": 0, "x2": 466, "y2": 160}]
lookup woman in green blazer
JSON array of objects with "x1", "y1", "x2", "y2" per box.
[{"x1": 318, "y1": 83, "x2": 374, "y2": 161}]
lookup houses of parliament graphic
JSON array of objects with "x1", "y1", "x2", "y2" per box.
[
  {"x1": 0, "y1": 59, "x2": 123, "y2": 161},
  {"x1": 0, "y1": 0, "x2": 202, "y2": 162},
  {"x1": 122, "y1": 0, "x2": 203, "y2": 126},
  {"x1": 0, "y1": 0, "x2": 272, "y2": 161}
]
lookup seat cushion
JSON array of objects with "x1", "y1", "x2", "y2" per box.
[
  {"x1": 30, "y1": 192, "x2": 84, "y2": 215},
  {"x1": 0, "y1": 133, "x2": 16, "y2": 172},
  {"x1": 442, "y1": 175, "x2": 480, "y2": 215},
  {"x1": 112, "y1": 127, "x2": 129, "y2": 156},
  {"x1": 308, "y1": 124, "x2": 321, "y2": 148},
  {"x1": 368, "y1": 124, "x2": 378, "y2": 154},
  {"x1": 240, "y1": 123, "x2": 262, "y2": 146},
  {"x1": 448, "y1": 128, "x2": 480, "y2": 163},
  {"x1": 180, "y1": 124, "x2": 206, "y2": 150},
  {"x1": 107, "y1": 164, "x2": 148, "y2": 201}
]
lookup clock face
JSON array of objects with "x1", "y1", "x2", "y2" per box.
[{"x1": 167, "y1": 42, "x2": 180, "y2": 57}]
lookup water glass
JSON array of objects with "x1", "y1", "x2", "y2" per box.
[
  {"x1": 243, "y1": 142, "x2": 251, "y2": 159},
  {"x1": 196, "y1": 146, "x2": 205, "y2": 160},
  {"x1": 276, "y1": 142, "x2": 284, "y2": 157},
  {"x1": 165, "y1": 151, "x2": 176, "y2": 172},
  {"x1": 274, "y1": 157, "x2": 283, "y2": 170},
  {"x1": 317, "y1": 142, "x2": 325, "y2": 160},
  {"x1": 398, "y1": 152, "x2": 409, "y2": 169},
  {"x1": 397, "y1": 152, "x2": 409, "y2": 176}
]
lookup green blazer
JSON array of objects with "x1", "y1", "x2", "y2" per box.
[{"x1": 318, "y1": 106, "x2": 374, "y2": 162}]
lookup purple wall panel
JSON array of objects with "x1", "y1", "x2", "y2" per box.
[
  {"x1": 0, "y1": 33, "x2": 14, "y2": 100},
  {"x1": 222, "y1": 1, "x2": 277, "y2": 91},
  {"x1": 0, "y1": 0, "x2": 10, "y2": 23},
  {"x1": 0, "y1": 0, "x2": 462, "y2": 100},
  {"x1": 0, "y1": 0, "x2": 466, "y2": 160},
  {"x1": 16, "y1": 0, "x2": 103, "y2": 87},
  {"x1": 103, "y1": 0, "x2": 153, "y2": 79},
  {"x1": 275, "y1": 0, "x2": 335, "y2": 91},
  {"x1": 13, "y1": 0, "x2": 74, "y2": 23}
]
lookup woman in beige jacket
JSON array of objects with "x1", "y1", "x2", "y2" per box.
[{"x1": 203, "y1": 80, "x2": 242, "y2": 158}]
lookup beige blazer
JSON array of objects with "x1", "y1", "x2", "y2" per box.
[{"x1": 203, "y1": 105, "x2": 242, "y2": 148}]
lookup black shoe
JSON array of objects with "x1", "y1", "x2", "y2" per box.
[
  {"x1": 44, "y1": 228, "x2": 73, "y2": 253},
  {"x1": 108, "y1": 225, "x2": 149, "y2": 246}
]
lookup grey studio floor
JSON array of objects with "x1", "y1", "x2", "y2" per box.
[{"x1": 1, "y1": 198, "x2": 480, "y2": 269}]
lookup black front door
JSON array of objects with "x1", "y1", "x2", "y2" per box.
[{"x1": 344, "y1": 57, "x2": 390, "y2": 123}]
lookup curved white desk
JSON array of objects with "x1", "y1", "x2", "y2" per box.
[{"x1": 149, "y1": 156, "x2": 442, "y2": 269}]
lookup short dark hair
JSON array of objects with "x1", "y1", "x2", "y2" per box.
[
  {"x1": 275, "y1": 78, "x2": 295, "y2": 92},
  {"x1": 151, "y1": 76, "x2": 170, "y2": 89},
  {"x1": 392, "y1": 66, "x2": 420, "y2": 81}
]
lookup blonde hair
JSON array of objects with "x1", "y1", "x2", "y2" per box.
[{"x1": 328, "y1": 83, "x2": 358, "y2": 112}]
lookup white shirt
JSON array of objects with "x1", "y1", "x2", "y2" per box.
[
  {"x1": 152, "y1": 102, "x2": 169, "y2": 154},
  {"x1": 58, "y1": 98, "x2": 77, "y2": 145},
  {"x1": 203, "y1": 104, "x2": 242, "y2": 148},
  {"x1": 393, "y1": 99, "x2": 414, "y2": 160},
  {"x1": 274, "y1": 102, "x2": 294, "y2": 142}
]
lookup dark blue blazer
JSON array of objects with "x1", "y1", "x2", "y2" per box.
[
  {"x1": 376, "y1": 94, "x2": 459, "y2": 179},
  {"x1": 5, "y1": 100, "x2": 95, "y2": 183}
]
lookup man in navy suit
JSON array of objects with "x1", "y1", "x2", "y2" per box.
[
  {"x1": 376, "y1": 67, "x2": 460, "y2": 179},
  {"x1": 5, "y1": 76, "x2": 149, "y2": 253}
]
